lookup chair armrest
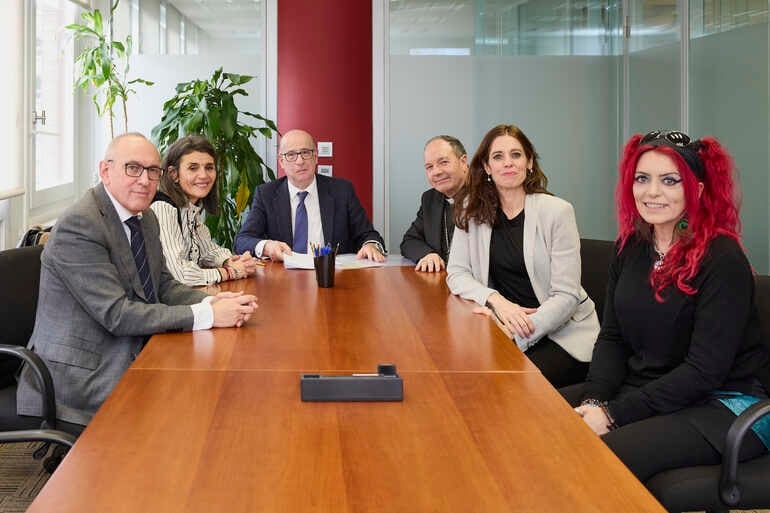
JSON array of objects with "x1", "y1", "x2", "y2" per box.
[
  {"x1": 0, "y1": 428, "x2": 76, "y2": 447},
  {"x1": 719, "y1": 399, "x2": 770, "y2": 506},
  {"x1": 0, "y1": 344, "x2": 57, "y2": 430}
]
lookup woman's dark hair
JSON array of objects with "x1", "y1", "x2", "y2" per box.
[
  {"x1": 454, "y1": 124, "x2": 549, "y2": 230},
  {"x1": 159, "y1": 135, "x2": 219, "y2": 215}
]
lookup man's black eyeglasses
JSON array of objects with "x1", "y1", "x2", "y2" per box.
[
  {"x1": 109, "y1": 160, "x2": 164, "y2": 180},
  {"x1": 281, "y1": 149, "x2": 315, "y2": 162},
  {"x1": 641, "y1": 130, "x2": 691, "y2": 147}
]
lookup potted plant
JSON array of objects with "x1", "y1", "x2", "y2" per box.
[
  {"x1": 151, "y1": 68, "x2": 279, "y2": 249},
  {"x1": 67, "y1": 1, "x2": 153, "y2": 137}
]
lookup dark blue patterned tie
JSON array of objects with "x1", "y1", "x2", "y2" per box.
[
  {"x1": 125, "y1": 216, "x2": 156, "y2": 303},
  {"x1": 292, "y1": 191, "x2": 309, "y2": 253}
]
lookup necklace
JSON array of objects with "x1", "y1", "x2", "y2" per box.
[{"x1": 653, "y1": 248, "x2": 665, "y2": 271}]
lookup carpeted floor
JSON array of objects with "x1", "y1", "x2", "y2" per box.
[{"x1": 0, "y1": 443, "x2": 51, "y2": 513}]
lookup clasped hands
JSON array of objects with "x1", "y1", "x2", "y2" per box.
[
  {"x1": 473, "y1": 293, "x2": 537, "y2": 339},
  {"x1": 574, "y1": 404, "x2": 612, "y2": 435},
  {"x1": 211, "y1": 291, "x2": 258, "y2": 328},
  {"x1": 224, "y1": 251, "x2": 260, "y2": 278}
]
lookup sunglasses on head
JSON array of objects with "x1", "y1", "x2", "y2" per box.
[{"x1": 641, "y1": 130, "x2": 692, "y2": 147}]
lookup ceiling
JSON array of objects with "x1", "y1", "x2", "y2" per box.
[{"x1": 169, "y1": 0, "x2": 263, "y2": 39}]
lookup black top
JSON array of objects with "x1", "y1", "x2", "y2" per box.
[
  {"x1": 583, "y1": 235, "x2": 769, "y2": 426},
  {"x1": 488, "y1": 209, "x2": 539, "y2": 309}
]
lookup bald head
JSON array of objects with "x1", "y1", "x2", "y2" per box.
[
  {"x1": 279, "y1": 129, "x2": 315, "y2": 154},
  {"x1": 99, "y1": 133, "x2": 162, "y2": 215},
  {"x1": 104, "y1": 132, "x2": 158, "y2": 161}
]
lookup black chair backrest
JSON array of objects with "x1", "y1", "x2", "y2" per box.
[
  {"x1": 579, "y1": 238, "x2": 615, "y2": 322},
  {"x1": 0, "y1": 245, "x2": 44, "y2": 387}
]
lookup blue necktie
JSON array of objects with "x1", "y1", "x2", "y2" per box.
[
  {"x1": 293, "y1": 191, "x2": 309, "y2": 253},
  {"x1": 125, "y1": 216, "x2": 156, "y2": 303}
]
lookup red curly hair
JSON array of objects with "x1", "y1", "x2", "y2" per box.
[{"x1": 616, "y1": 134, "x2": 742, "y2": 300}]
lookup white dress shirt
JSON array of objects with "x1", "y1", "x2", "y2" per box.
[{"x1": 256, "y1": 176, "x2": 324, "y2": 256}]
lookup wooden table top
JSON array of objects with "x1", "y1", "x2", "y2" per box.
[
  {"x1": 27, "y1": 263, "x2": 665, "y2": 513},
  {"x1": 132, "y1": 264, "x2": 536, "y2": 373}
]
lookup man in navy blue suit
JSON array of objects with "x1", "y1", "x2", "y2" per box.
[{"x1": 234, "y1": 129, "x2": 386, "y2": 262}]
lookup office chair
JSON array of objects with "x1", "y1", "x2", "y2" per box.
[
  {"x1": 643, "y1": 274, "x2": 770, "y2": 513},
  {"x1": 0, "y1": 245, "x2": 76, "y2": 472},
  {"x1": 579, "y1": 238, "x2": 615, "y2": 320}
]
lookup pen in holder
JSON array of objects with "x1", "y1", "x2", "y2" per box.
[{"x1": 312, "y1": 243, "x2": 335, "y2": 288}]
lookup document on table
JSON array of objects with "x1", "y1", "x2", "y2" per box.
[
  {"x1": 335, "y1": 253, "x2": 386, "y2": 270},
  {"x1": 282, "y1": 252, "x2": 392, "y2": 270},
  {"x1": 282, "y1": 252, "x2": 315, "y2": 269}
]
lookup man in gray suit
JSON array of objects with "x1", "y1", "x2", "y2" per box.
[{"x1": 16, "y1": 133, "x2": 258, "y2": 428}]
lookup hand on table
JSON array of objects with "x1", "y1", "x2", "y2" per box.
[
  {"x1": 264, "y1": 240, "x2": 292, "y2": 262},
  {"x1": 356, "y1": 242, "x2": 386, "y2": 262},
  {"x1": 226, "y1": 251, "x2": 261, "y2": 276},
  {"x1": 485, "y1": 293, "x2": 537, "y2": 339},
  {"x1": 211, "y1": 291, "x2": 258, "y2": 327},
  {"x1": 415, "y1": 253, "x2": 445, "y2": 272}
]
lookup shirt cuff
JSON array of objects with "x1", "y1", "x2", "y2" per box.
[
  {"x1": 191, "y1": 296, "x2": 215, "y2": 331},
  {"x1": 363, "y1": 240, "x2": 387, "y2": 255},
  {"x1": 255, "y1": 240, "x2": 267, "y2": 258}
]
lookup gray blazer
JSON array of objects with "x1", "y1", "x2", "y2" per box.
[
  {"x1": 17, "y1": 183, "x2": 206, "y2": 425},
  {"x1": 446, "y1": 193, "x2": 599, "y2": 362}
]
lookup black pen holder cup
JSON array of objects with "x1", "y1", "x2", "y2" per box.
[{"x1": 313, "y1": 254, "x2": 335, "y2": 288}]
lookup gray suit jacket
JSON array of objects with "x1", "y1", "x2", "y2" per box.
[
  {"x1": 17, "y1": 183, "x2": 206, "y2": 425},
  {"x1": 446, "y1": 193, "x2": 599, "y2": 362}
]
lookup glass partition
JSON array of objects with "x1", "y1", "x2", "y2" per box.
[
  {"x1": 689, "y1": 0, "x2": 769, "y2": 271},
  {"x1": 388, "y1": 0, "x2": 623, "y2": 250}
]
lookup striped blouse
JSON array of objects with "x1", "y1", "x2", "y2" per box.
[{"x1": 150, "y1": 200, "x2": 232, "y2": 286}]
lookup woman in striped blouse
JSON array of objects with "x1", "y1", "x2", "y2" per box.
[{"x1": 151, "y1": 135, "x2": 260, "y2": 286}]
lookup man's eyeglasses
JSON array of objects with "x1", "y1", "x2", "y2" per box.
[
  {"x1": 641, "y1": 130, "x2": 691, "y2": 147},
  {"x1": 109, "y1": 160, "x2": 164, "y2": 180},
  {"x1": 281, "y1": 149, "x2": 315, "y2": 162}
]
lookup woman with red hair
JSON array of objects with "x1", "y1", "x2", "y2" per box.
[{"x1": 561, "y1": 130, "x2": 770, "y2": 488}]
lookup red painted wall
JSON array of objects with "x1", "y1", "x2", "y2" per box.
[{"x1": 277, "y1": 1, "x2": 373, "y2": 215}]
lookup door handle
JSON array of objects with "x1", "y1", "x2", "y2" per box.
[{"x1": 32, "y1": 110, "x2": 47, "y2": 126}]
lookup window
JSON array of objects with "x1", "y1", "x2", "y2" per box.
[{"x1": 29, "y1": 0, "x2": 79, "y2": 209}]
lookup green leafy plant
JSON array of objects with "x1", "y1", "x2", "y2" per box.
[
  {"x1": 67, "y1": 1, "x2": 153, "y2": 138},
  {"x1": 151, "y1": 67, "x2": 279, "y2": 249}
]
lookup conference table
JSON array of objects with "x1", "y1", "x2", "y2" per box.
[{"x1": 27, "y1": 262, "x2": 665, "y2": 513}]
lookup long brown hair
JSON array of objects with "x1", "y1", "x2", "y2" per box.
[{"x1": 454, "y1": 124, "x2": 549, "y2": 230}]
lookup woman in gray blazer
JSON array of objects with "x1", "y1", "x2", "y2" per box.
[{"x1": 447, "y1": 124, "x2": 599, "y2": 387}]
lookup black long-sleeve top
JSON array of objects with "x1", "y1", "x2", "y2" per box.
[{"x1": 583, "y1": 235, "x2": 769, "y2": 427}]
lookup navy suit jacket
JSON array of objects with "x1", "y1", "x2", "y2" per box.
[{"x1": 234, "y1": 174, "x2": 385, "y2": 255}]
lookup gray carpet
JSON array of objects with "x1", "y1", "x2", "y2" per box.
[{"x1": 0, "y1": 442, "x2": 51, "y2": 513}]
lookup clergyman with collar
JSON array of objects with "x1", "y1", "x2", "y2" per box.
[{"x1": 400, "y1": 135, "x2": 469, "y2": 272}]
